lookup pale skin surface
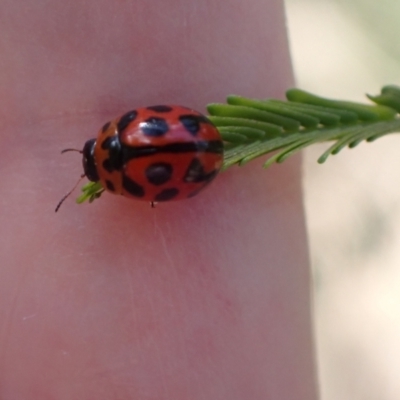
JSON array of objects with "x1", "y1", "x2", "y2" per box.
[{"x1": 0, "y1": 1, "x2": 318, "y2": 399}]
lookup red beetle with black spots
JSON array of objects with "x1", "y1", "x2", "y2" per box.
[{"x1": 58, "y1": 105, "x2": 224, "y2": 210}]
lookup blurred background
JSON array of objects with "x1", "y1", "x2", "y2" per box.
[{"x1": 284, "y1": 1, "x2": 400, "y2": 399}]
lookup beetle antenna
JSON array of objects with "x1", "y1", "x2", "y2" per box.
[
  {"x1": 55, "y1": 174, "x2": 85, "y2": 212},
  {"x1": 61, "y1": 148, "x2": 83, "y2": 154}
]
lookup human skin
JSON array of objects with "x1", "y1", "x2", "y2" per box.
[{"x1": 0, "y1": 0, "x2": 317, "y2": 399}]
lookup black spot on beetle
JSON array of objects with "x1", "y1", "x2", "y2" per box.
[
  {"x1": 155, "y1": 188, "x2": 179, "y2": 201},
  {"x1": 101, "y1": 136, "x2": 113, "y2": 150},
  {"x1": 102, "y1": 159, "x2": 113, "y2": 174},
  {"x1": 140, "y1": 117, "x2": 169, "y2": 137},
  {"x1": 122, "y1": 175, "x2": 145, "y2": 197},
  {"x1": 145, "y1": 163, "x2": 173, "y2": 185},
  {"x1": 117, "y1": 110, "x2": 138, "y2": 132},
  {"x1": 105, "y1": 180, "x2": 115, "y2": 192},
  {"x1": 100, "y1": 136, "x2": 123, "y2": 171},
  {"x1": 179, "y1": 115, "x2": 202, "y2": 136},
  {"x1": 183, "y1": 158, "x2": 217, "y2": 183}
]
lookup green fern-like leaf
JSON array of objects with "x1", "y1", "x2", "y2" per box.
[{"x1": 208, "y1": 86, "x2": 400, "y2": 170}]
